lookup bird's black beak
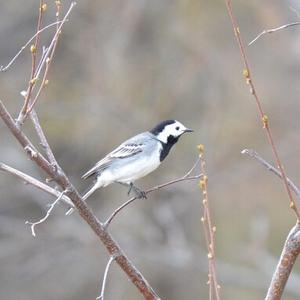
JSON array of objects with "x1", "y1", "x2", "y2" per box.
[{"x1": 184, "y1": 128, "x2": 193, "y2": 133}]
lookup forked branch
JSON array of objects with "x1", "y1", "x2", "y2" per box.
[
  {"x1": 0, "y1": 162, "x2": 73, "y2": 207},
  {"x1": 25, "y1": 190, "x2": 68, "y2": 236},
  {"x1": 241, "y1": 149, "x2": 300, "y2": 201},
  {"x1": 101, "y1": 159, "x2": 202, "y2": 229},
  {"x1": 0, "y1": 99, "x2": 161, "y2": 299},
  {"x1": 224, "y1": 0, "x2": 300, "y2": 219},
  {"x1": 241, "y1": 149, "x2": 300, "y2": 299},
  {"x1": 97, "y1": 255, "x2": 117, "y2": 300},
  {"x1": 249, "y1": 22, "x2": 300, "y2": 46}
]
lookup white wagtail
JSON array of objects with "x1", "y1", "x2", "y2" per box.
[{"x1": 66, "y1": 120, "x2": 192, "y2": 216}]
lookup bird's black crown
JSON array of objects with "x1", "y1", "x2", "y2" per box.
[{"x1": 150, "y1": 120, "x2": 176, "y2": 136}]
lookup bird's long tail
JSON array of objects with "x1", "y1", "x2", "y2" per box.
[{"x1": 65, "y1": 180, "x2": 103, "y2": 215}]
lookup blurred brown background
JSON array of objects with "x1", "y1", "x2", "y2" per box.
[{"x1": 1, "y1": 0, "x2": 300, "y2": 299}]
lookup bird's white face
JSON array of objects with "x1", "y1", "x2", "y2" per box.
[{"x1": 156, "y1": 120, "x2": 192, "y2": 143}]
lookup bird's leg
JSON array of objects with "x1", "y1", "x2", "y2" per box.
[
  {"x1": 129, "y1": 183, "x2": 147, "y2": 199},
  {"x1": 116, "y1": 182, "x2": 147, "y2": 199},
  {"x1": 116, "y1": 181, "x2": 131, "y2": 194},
  {"x1": 127, "y1": 182, "x2": 133, "y2": 196}
]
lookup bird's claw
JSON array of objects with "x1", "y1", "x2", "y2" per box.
[
  {"x1": 136, "y1": 189, "x2": 147, "y2": 199},
  {"x1": 128, "y1": 183, "x2": 147, "y2": 199}
]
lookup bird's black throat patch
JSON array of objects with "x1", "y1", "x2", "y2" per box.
[{"x1": 159, "y1": 135, "x2": 179, "y2": 161}]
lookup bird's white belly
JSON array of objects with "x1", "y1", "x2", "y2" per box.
[{"x1": 100, "y1": 147, "x2": 161, "y2": 186}]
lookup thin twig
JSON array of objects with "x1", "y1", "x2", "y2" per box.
[
  {"x1": 30, "y1": 109, "x2": 59, "y2": 167},
  {"x1": 183, "y1": 156, "x2": 200, "y2": 178},
  {"x1": 249, "y1": 22, "x2": 300, "y2": 46},
  {"x1": 289, "y1": 6, "x2": 300, "y2": 19},
  {"x1": 224, "y1": 0, "x2": 300, "y2": 220},
  {"x1": 96, "y1": 255, "x2": 117, "y2": 300},
  {"x1": 0, "y1": 162, "x2": 74, "y2": 207},
  {"x1": 265, "y1": 223, "x2": 300, "y2": 300},
  {"x1": 198, "y1": 145, "x2": 221, "y2": 300},
  {"x1": 25, "y1": 0, "x2": 63, "y2": 117},
  {"x1": 22, "y1": 0, "x2": 45, "y2": 118},
  {"x1": 241, "y1": 149, "x2": 300, "y2": 201},
  {"x1": 0, "y1": 99, "x2": 160, "y2": 300},
  {"x1": 0, "y1": 21, "x2": 66, "y2": 72},
  {"x1": 25, "y1": 190, "x2": 67, "y2": 237},
  {"x1": 17, "y1": 2, "x2": 76, "y2": 125},
  {"x1": 100, "y1": 162, "x2": 202, "y2": 229}
]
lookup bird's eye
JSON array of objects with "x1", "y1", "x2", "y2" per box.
[{"x1": 176, "y1": 126, "x2": 180, "y2": 130}]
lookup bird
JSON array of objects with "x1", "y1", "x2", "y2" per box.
[{"x1": 75, "y1": 120, "x2": 193, "y2": 208}]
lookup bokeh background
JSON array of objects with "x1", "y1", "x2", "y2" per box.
[{"x1": 1, "y1": 0, "x2": 300, "y2": 299}]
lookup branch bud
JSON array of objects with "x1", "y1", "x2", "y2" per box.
[
  {"x1": 30, "y1": 77, "x2": 39, "y2": 85},
  {"x1": 262, "y1": 114, "x2": 268, "y2": 128},
  {"x1": 243, "y1": 68, "x2": 249, "y2": 78},
  {"x1": 199, "y1": 179, "x2": 206, "y2": 190},
  {"x1": 234, "y1": 26, "x2": 240, "y2": 36},
  {"x1": 41, "y1": 3, "x2": 47, "y2": 12},
  {"x1": 197, "y1": 144, "x2": 205, "y2": 155},
  {"x1": 30, "y1": 44, "x2": 36, "y2": 54}
]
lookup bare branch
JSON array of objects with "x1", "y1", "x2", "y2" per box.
[
  {"x1": 198, "y1": 145, "x2": 221, "y2": 300},
  {"x1": 16, "y1": 2, "x2": 76, "y2": 125},
  {"x1": 249, "y1": 22, "x2": 300, "y2": 46},
  {"x1": 241, "y1": 149, "x2": 300, "y2": 201},
  {"x1": 183, "y1": 156, "x2": 200, "y2": 178},
  {"x1": 265, "y1": 223, "x2": 300, "y2": 300},
  {"x1": 0, "y1": 21, "x2": 67, "y2": 72},
  {"x1": 97, "y1": 255, "x2": 117, "y2": 300},
  {"x1": 30, "y1": 109, "x2": 59, "y2": 166},
  {"x1": 224, "y1": 0, "x2": 300, "y2": 220},
  {"x1": 0, "y1": 99, "x2": 160, "y2": 299},
  {"x1": 25, "y1": 189, "x2": 67, "y2": 237},
  {"x1": 0, "y1": 162, "x2": 73, "y2": 207},
  {"x1": 97, "y1": 161, "x2": 202, "y2": 229}
]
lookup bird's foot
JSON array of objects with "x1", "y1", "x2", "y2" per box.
[{"x1": 128, "y1": 183, "x2": 147, "y2": 199}]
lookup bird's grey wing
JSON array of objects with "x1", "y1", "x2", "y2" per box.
[{"x1": 81, "y1": 134, "x2": 148, "y2": 179}]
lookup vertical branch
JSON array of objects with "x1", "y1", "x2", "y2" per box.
[
  {"x1": 18, "y1": 0, "x2": 45, "y2": 121},
  {"x1": 223, "y1": 0, "x2": 300, "y2": 220},
  {"x1": 25, "y1": 0, "x2": 62, "y2": 115},
  {"x1": 198, "y1": 145, "x2": 220, "y2": 300},
  {"x1": 17, "y1": 2, "x2": 76, "y2": 125},
  {"x1": 265, "y1": 224, "x2": 300, "y2": 300}
]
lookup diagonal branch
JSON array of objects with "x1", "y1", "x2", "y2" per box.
[
  {"x1": 101, "y1": 166, "x2": 202, "y2": 229},
  {"x1": 224, "y1": 0, "x2": 300, "y2": 220},
  {"x1": 241, "y1": 149, "x2": 300, "y2": 201},
  {"x1": 0, "y1": 162, "x2": 73, "y2": 207},
  {"x1": 0, "y1": 20, "x2": 67, "y2": 72},
  {"x1": 265, "y1": 223, "x2": 300, "y2": 300},
  {"x1": 0, "y1": 99, "x2": 161, "y2": 299},
  {"x1": 30, "y1": 109, "x2": 59, "y2": 167},
  {"x1": 249, "y1": 22, "x2": 300, "y2": 46}
]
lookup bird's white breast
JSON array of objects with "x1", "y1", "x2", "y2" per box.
[{"x1": 99, "y1": 142, "x2": 162, "y2": 186}]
